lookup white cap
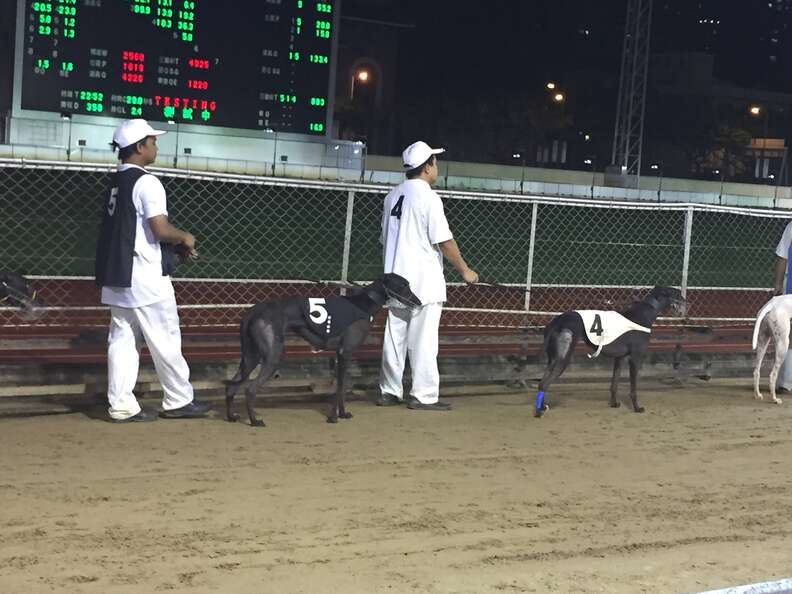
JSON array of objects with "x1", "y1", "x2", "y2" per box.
[
  {"x1": 112, "y1": 119, "x2": 167, "y2": 149},
  {"x1": 402, "y1": 141, "x2": 445, "y2": 169}
]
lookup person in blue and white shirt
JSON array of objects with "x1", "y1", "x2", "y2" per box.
[
  {"x1": 95, "y1": 119, "x2": 211, "y2": 422},
  {"x1": 377, "y1": 141, "x2": 478, "y2": 411},
  {"x1": 772, "y1": 221, "x2": 792, "y2": 392}
]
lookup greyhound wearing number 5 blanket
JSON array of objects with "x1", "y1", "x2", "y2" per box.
[
  {"x1": 224, "y1": 273, "x2": 421, "y2": 427},
  {"x1": 532, "y1": 286, "x2": 685, "y2": 418}
]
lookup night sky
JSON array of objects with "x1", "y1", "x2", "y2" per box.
[{"x1": 345, "y1": 0, "x2": 790, "y2": 99}]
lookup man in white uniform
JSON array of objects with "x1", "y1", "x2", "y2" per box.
[
  {"x1": 772, "y1": 220, "x2": 792, "y2": 392},
  {"x1": 377, "y1": 141, "x2": 479, "y2": 411},
  {"x1": 95, "y1": 119, "x2": 210, "y2": 422}
]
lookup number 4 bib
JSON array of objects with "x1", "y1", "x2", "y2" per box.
[{"x1": 575, "y1": 310, "x2": 651, "y2": 358}]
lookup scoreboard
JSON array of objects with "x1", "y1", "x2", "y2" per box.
[{"x1": 15, "y1": 0, "x2": 338, "y2": 135}]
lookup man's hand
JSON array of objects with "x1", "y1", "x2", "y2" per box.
[
  {"x1": 182, "y1": 232, "x2": 196, "y2": 251},
  {"x1": 180, "y1": 232, "x2": 198, "y2": 260},
  {"x1": 462, "y1": 268, "x2": 479, "y2": 284},
  {"x1": 175, "y1": 243, "x2": 199, "y2": 263}
]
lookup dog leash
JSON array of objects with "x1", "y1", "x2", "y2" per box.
[
  {"x1": 475, "y1": 280, "x2": 530, "y2": 293},
  {"x1": 303, "y1": 279, "x2": 361, "y2": 289}
]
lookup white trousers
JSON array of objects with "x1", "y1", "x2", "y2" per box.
[
  {"x1": 107, "y1": 295, "x2": 194, "y2": 420},
  {"x1": 779, "y1": 350, "x2": 792, "y2": 390},
  {"x1": 379, "y1": 302, "x2": 443, "y2": 404}
]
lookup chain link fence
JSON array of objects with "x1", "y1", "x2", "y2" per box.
[{"x1": 0, "y1": 158, "x2": 788, "y2": 332}]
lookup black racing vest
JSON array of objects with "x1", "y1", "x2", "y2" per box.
[
  {"x1": 299, "y1": 296, "x2": 370, "y2": 337},
  {"x1": 94, "y1": 168, "x2": 176, "y2": 288}
]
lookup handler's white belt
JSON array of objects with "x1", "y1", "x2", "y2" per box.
[{"x1": 576, "y1": 310, "x2": 651, "y2": 358}]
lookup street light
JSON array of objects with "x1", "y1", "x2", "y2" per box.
[
  {"x1": 60, "y1": 112, "x2": 72, "y2": 161},
  {"x1": 750, "y1": 104, "x2": 770, "y2": 181},
  {"x1": 546, "y1": 82, "x2": 556, "y2": 90},
  {"x1": 264, "y1": 127, "x2": 277, "y2": 176},
  {"x1": 167, "y1": 119, "x2": 179, "y2": 168},
  {"x1": 649, "y1": 162, "x2": 663, "y2": 201},
  {"x1": 512, "y1": 150, "x2": 526, "y2": 193},
  {"x1": 553, "y1": 92, "x2": 565, "y2": 103},
  {"x1": 350, "y1": 67, "x2": 371, "y2": 100},
  {"x1": 584, "y1": 156, "x2": 596, "y2": 197}
]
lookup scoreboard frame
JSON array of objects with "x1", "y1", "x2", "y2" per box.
[{"x1": 11, "y1": 0, "x2": 341, "y2": 141}]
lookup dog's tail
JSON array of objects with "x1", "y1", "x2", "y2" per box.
[
  {"x1": 540, "y1": 316, "x2": 563, "y2": 361},
  {"x1": 752, "y1": 297, "x2": 779, "y2": 350}
]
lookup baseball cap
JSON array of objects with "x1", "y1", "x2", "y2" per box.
[
  {"x1": 402, "y1": 141, "x2": 445, "y2": 169},
  {"x1": 112, "y1": 119, "x2": 167, "y2": 149}
]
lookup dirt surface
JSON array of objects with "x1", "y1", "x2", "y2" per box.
[{"x1": 2, "y1": 380, "x2": 792, "y2": 594}]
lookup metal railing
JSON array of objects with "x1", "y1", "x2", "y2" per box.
[{"x1": 1, "y1": 158, "x2": 787, "y2": 331}]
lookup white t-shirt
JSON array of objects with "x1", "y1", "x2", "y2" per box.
[
  {"x1": 101, "y1": 164, "x2": 175, "y2": 308},
  {"x1": 381, "y1": 178, "x2": 453, "y2": 305}
]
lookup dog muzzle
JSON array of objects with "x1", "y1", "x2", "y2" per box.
[{"x1": 386, "y1": 288, "x2": 421, "y2": 309}]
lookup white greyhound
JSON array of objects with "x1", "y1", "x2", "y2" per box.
[{"x1": 752, "y1": 294, "x2": 792, "y2": 404}]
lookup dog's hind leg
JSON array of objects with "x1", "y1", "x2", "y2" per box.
[
  {"x1": 244, "y1": 324, "x2": 283, "y2": 427},
  {"x1": 535, "y1": 329, "x2": 574, "y2": 418},
  {"x1": 225, "y1": 340, "x2": 260, "y2": 422},
  {"x1": 768, "y1": 318, "x2": 789, "y2": 405},
  {"x1": 627, "y1": 354, "x2": 645, "y2": 413},
  {"x1": 753, "y1": 326, "x2": 772, "y2": 401},
  {"x1": 608, "y1": 356, "x2": 624, "y2": 408}
]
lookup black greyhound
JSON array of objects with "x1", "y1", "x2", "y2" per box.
[
  {"x1": 0, "y1": 272, "x2": 42, "y2": 316},
  {"x1": 225, "y1": 273, "x2": 421, "y2": 426},
  {"x1": 532, "y1": 286, "x2": 685, "y2": 418}
]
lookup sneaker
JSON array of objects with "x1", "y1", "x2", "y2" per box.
[
  {"x1": 109, "y1": 409, "x2": 159, "y2": 423},
  {"x1": 406, "y1": 397, "x2": 451, "y2": 411},
  {"x1": 159, "y1": 400, "x2": 212, "y2": 419},
  {"x1": 375, "y1": 393, "x2": 403, "y2": 406}
]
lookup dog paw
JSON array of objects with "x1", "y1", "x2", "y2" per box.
[
  {"x1": 326, "y1": 416, "x2": 339, "y2": 424},
  {"x1": 339, "y1": 412, "x2": 353, "y2": 419},
  {"x1": 634, "y1": 406, "x2": 645, "y2": 413},
  {"x1": 609, "y1": 401, "x2": 621, "y2": 408},
  {"x1": 773, "y1": 397, "x2": 783, "y2": 405},
  {"x1": 226, "y1": 413, "x2": 239, "y2": 423},
  {"x1": 754, "y1": 394, "x2": 764, "y2": 401},
  {"x1": 250, "y1": 419, "x2": 266, "y2": 427}
]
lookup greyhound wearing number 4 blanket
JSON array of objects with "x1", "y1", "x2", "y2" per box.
[{"x1": 532, "y1": 286, "x2": 685, "y2": 418}]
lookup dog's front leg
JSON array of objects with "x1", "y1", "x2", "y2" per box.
[
  {"x1": 609, "y1": 356, "x2": 623, "y2": 408},
  {"x1": 628, "y1": 355, "x2": 645, "y2": 413},
  {"x1": 329, "y1": 351, "x2": 353, "y2": 422}
]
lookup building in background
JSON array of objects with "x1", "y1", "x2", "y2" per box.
[
  {"x1": 649, "y1": 1, "x2": 792, "y2": 182},
  {"x1": 332, "y1": 0, "x2": 412, "y2": 154}
]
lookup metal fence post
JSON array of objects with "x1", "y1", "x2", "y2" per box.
[
  {"x1": 340, "y1": 189, "x2": 356, "y2": 294},
  {"x1": 681, "y1": 205, "x2": 694, "y2": 299},
  {"x1": 524, "y1": 202, "x2": 539, "y2": 311}
]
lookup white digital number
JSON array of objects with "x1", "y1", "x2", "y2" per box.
[
  {"x1": 107, "y1": 187, "x2": 118, "y2": 216},
  {"x1": 308, "y1": 297, "x2": 328, "y2": 324}
]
